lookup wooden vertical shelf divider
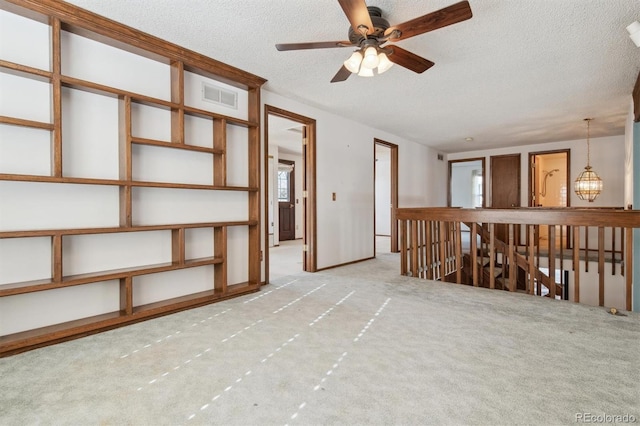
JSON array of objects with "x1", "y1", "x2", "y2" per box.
[
  {"x1": 170, "y1": 60, "x2": 185, "y2": 145},
  {"x1": 0, "y1": 0, "x2": 266, "y2": 357},
  {"x1": 214, "y1": 226, "x2": 228, "y2": 294},
  {"x1": 213, "y1": 118, "x2": 227, "y2": 186}
]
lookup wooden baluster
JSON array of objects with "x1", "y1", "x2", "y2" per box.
[
  {"x1": 528, "y1": 225, "x2": 535, "y2": 294},
  {"x1": 573, "y1": 226, "x2": 580, "y2": 303},
  {"x1": 455, "y1": 221, "x2": 462, "y2": 284},
  {"x1": 559, "y1": 225, "x2": 564, "y2": 291},
  {"x1": 549, "y1": 225, "x2": 556, "y2": 298},
  {"x1": 598, "y1": 227, "x2": 605, "y2": 306},
  {"x1": 400, "y1": 220, "x2": 407, "y2": 275},
  {"x1": 621, "y1": 227, "x2": 626, "y2": 276},
  {"x1": 489, "y1": 223, "x2": 495, "y2": 290},
  {"x1": 439, "y1": 221, "x2": 446, "y2": 281},
  {"x1": 471, "y1": 222, "x2": 478, "y2": 286},
  {"x1": 584, "y1": 226, "x2": 589, "y2": 272},
  {"x1": 611, "y1": 226, "x2": 617, "y2": 276},
  {"x1": 411, "y1": 220, "x2": 418, "y2": 277},
  {"x1": 508, "y1": 223, "x2": 516, "y2": 291},
  {"x1": 419, "y1": 220, "x2": 425, "y2": 278},
  {"x1": 426, "y1": 220, "x2": 432, "y2": 279}
]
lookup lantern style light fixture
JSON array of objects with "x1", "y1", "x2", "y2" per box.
[
  {"x1": 343, "y1": 41, "x2": 394, "y2": 77},
  {"x1": 574, "y1": 118, "x2": 603, "y2": 202}
]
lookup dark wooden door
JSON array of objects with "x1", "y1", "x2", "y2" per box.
[
  {"x1": 278, "y1": 160, "x2": 295, "y2": 241},
  {"x1": 491, "y1": 154, "x2": 521, "y2": 243}
]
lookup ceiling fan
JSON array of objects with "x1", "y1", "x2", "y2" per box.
[{"x1": 275, "y1": 0, "x2": 473, "y2": 83}]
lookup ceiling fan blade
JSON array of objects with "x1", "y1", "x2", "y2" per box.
[
  {"x1": 338, "y1": 0, "x2": 374, "y2": 35},
  {"x1": 387, "y1": 46, "x2": 435, "y2": 73},
  {"x1": 331, "y1": 65, "x2": 352, "y2": 83},
  {"x1": 276, "y1": 41, "x2": 353, "y2": 51},
  {"x1": 385, "y1": 0, "x2": 472, "y2": 41}
]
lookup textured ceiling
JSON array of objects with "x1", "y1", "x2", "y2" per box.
[{"x1": 66, "y1": 0, "x2": 640, "y2": 153}]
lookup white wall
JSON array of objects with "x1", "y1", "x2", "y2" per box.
[
  {"x1": 448, "y1": 135, "x2": 626, "y2": 208},
  {"x1": 261, "y1": 91, "x2": 445, "y2": 271}
]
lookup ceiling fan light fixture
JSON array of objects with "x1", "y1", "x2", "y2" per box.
[
  {"x1": 358, "y1": 66, "x2": 374, "y2": 77},
  {"x1": 377, "y1": 51, "x2": 394, "y2": 74},
  {"x1": 361, "y1": 46, "x2": 380, "y2": 69},
  {"x1": 344, "y1": 51, "x2": 363, "y2": 73}
]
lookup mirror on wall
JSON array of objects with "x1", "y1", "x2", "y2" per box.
[{"x1": 448, "y1": 158, "x2": 486, "y2": 208}]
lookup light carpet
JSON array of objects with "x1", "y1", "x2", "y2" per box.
[{"x1": 0, "y1": 253, "x2": 638, "y2": 425}]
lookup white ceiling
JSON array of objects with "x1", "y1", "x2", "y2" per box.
[{"x1": 67, "y1": 0, "x2": 640, "y2": 153}]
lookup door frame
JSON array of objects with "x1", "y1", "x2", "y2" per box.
[
  {"x1": 264, "y1": 105, "x2": 317, "y2": 282},
  {"x1": 447, "y1": 157, "x2": 486, "y2": 207},
  {"x1": 527, "y1": 149, "x2": 571, "y2": 207},
  {"x1": 374, "y1": 139, "x2": 399, "y2": 253},
  {"x1": 277, "y1": 159, "x2": 296, "y2": 241},
  {"x1": 527, "y1": 149, "x2": 571, "y2": 248}
]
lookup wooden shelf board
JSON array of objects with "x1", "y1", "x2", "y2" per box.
[
  {"x1": 60, "y1": 75, "x2": 175, "y2": 109},
  {"x1": 0, "y1": 59, "x2": 52, "y2": 81},
  {"x1": 0, "y1": 310, "x2": 125, "y2": 355},
  {"x1": 0, "y1": 173, "x2": 257, "y2": 192},
  {"x1": 0, "y1": 220, "x2": 258, "y2": 238},
  {"x1": 0, "y1": 173, "x2": 123, "y2": 186},
  {"x1": 132, "y1": 282, "x2": 258, "y2": 315},
  {"x1": 182, "y1": 105, "x2": 257, "y2": 128},
  {"x1": 0, "y1": 257, "x2": 223, "y2": 297},
  {"x1": 131, "y1": 137, "x2": 223, "y2": 154},
  {"x1": 0, "y1": 284, "x2": 259, "y2": 356},
  {"x1": 0, "y1": 115, "x2": 54, "y2": 130}
]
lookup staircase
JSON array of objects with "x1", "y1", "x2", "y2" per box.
[{"x1": 454, "y1": 222, "x2": 564, "y2": 297}]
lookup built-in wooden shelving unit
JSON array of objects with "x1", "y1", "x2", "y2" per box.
[{"x1": 0, "y1": 0, "x2": 266, "y2": 356}]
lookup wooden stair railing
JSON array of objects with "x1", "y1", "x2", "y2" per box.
[
  {"x1": 397, "y1": 208, "x2": 640, "y2": 310},
  {"x1": 463, "y1": 221, "x2": 562, "y2": 297}
]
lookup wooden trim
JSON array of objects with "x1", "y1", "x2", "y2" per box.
[
  {"x1": 0, "y1": 59, "x2": 52, "y2": 79},
  {"x1": 448, "y1": 157, "x2": 486, "y2": 207},
  {"x1": 374, "y1": 139, "x2": 399, "y2": 253},
  {"x1": 170, "y1": 60, "x2": 184, "y2": 145},
  {"x1": 51, "y1": 16, "x2": 62, "y2": 178},
  {"x1": 213, "y1": 119, "x2": 227, "y2": 186},
  {"x1": 0, "y1": 115, "x2": 53, "y2": 130},
  {"x1": 314, "y1": 256, "x2": 376, "y2": 272},
  {"x1": 51, "y1": 234, "x2": 62, "y2": 282},
  {"x1": 264, "y1": 105, "x2": 317, "y2": 277},
  {"x1": 214, "y1": 226, "x2": 227, "y2": 293},
  {"x1": 247, "y1": 87, "x2": 261, "y2": 286},
  {"x1": 119, "y1": 277, "x2": 132, "y2": 315},
  {"x1": 1, "y1": 0, "x2": 266, "y2": 89}
]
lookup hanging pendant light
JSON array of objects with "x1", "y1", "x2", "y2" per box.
[{"x1": 574, "y1": 118, "x2": 603, "y2": 202}]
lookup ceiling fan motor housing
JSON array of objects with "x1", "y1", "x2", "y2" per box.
[{"x1": 348, "y1": 6, "x2": 390, "y2": 45}]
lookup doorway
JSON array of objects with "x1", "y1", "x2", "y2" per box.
[
  {"x1": 278, "y1": 159, "x2": 296, "y2": 241},
  {"x1": 264, "y1": 105, "x2": 317, "y2": 283},
  {"x1": 448, "y1": 158, "x2": 485, "y2": 208},
  {"x1": 528, "y1": 149, "x2": 570, "y2": 248},
  {"x1": 374, "y1": 139, "x2": 399, "y2": 254}
]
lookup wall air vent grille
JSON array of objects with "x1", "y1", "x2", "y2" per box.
[{"x1": 202, "y1": 82, "x2": 238, "y2": 109}]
